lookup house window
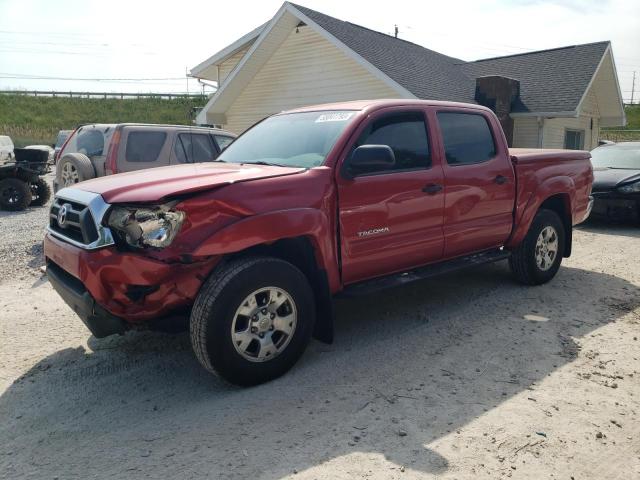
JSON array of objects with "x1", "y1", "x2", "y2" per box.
[{"x1": 564, "y1": 129, "x2": 585, "y2": 150}]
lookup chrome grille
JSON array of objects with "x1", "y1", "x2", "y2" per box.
[
  {"x1": 47, "y1": 188, "x2": 115, "y2": 250},
  {"x1": 50, "y1": 198, "x2": 98, "y2": 244}
]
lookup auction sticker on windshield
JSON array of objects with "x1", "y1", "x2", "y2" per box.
[{"x1": 315, "y1": 112, "x2": 354, "y2": 123}]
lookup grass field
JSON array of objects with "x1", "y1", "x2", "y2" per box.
[
  {"x1": 1, "y1": 93, "x2": 638, "y2": 147},
  {"x1": 601, "y1": 104, "x2": 640, "y2": 141},
  {"x1": 0, "y1": 94, "x2": 207, "y2": 147}
]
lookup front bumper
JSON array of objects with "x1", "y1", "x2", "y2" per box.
[
  {"x1": 591, "y1": 193, "x2": 639, "y2": 221},
  {"x1": 47, "y1": 261, "x2": 126, "y2": 338},
  {"x1": 44, "y1": 232, "x2": 220, "y2": 333}
]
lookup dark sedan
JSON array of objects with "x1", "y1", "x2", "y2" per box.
[{"x1": 590, "y1": 142, "x2": 640, "y2": 223}]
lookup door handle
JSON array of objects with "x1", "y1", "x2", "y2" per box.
[
  {"x1": 422, "y1": 183, "x2": 443, "y2": 194},
  {"x1": 495, "y1": 175, "x2": 508, "y2": 185}
]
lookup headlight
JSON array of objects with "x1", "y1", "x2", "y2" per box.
[
  {"x1": 107, "y1": 206, "x2": 185, "y2": 249},
  {"x1": 618, "y1": 182, "x2": 640, "y2": 194}
]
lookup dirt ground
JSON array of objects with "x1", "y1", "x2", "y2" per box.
[{"x1": 0, "y1": 200, "x2": 639, "y2": 479}]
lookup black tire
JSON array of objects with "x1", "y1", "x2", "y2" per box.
[
  {"x1": 30, "y1": 178, "x2": 52, "y2": 206},
  {"x1": 509, "y1": 209, "x2": 565, "y2": 285},
  {"x1": 190, "y1": 257, "x2": 316, "y2": 386},
  {"x1": 56, "y1": 153, "x2": 95, "y2": 189},
  {"x1": 0, "y1": 178, "x2": 32, "y2": 211}
]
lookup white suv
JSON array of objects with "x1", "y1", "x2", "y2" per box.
[{"x1": 0, "y1": 135, "x2": 14, "y2": 163}]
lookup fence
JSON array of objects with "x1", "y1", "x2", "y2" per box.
[
  {"x1": 0, "y1": 90, "x2": 207, "y2": 100},
  {"x1": 600, "y1": 129, "x2": 640, "y2": 142}
]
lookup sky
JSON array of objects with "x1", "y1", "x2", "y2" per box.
[{"x1": 0, "y1": 0, "x2": 638, "y2": 102}]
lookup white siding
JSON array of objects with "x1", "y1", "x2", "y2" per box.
[
  {"x1": 542, "y1": 116, "x2": 595, "y2": 150},
  {"x1": 579, "y1": 89, "x2": 600, "y2": 149},
  {"x1": 218, "y1": 46, "x2": 251, "y2": 86},
  {"x1": 512, "y1": 118, "x2": 540, "y2": 148},
  {"x1": 224, "y1": 26, "x2": 401, "y2": 133}
]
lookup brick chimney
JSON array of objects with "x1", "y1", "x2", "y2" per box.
[{"x1": 475, "y1": 76, "x2": 520, "y2": 147}]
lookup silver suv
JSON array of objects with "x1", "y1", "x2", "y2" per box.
[{"x1": 54, "y1": 123, "x2": 236, "y2": 192}]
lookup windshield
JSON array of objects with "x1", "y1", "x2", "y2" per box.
[
  {"x1": 591, "y1": 144, "x2": 640, "y2": 169},
  {"x1": 219, "y1": 110, "x2": 357, "y2": 168}
]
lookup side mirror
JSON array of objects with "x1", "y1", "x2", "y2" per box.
[{"x1": 342, "y1": 145, "x2": 395, "y2": 179}]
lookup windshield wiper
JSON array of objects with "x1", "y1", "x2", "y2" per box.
[{"x1": 242, "y1": 160, "x2": 289, "y2": 168}]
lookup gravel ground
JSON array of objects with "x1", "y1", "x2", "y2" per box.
[
  {"x1": 0, "y1": 197, "x2": 639, "y2": 479},
  {"x1": 0, "y1": 172, "x2": 52, "y2": 280}
]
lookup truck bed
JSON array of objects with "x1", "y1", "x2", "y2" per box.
[
  {"x1": 507, "y1": 148, "x2": 593, "y2": 249},
  {"x1": 509, "y1": 148, "x2": 591, "y2": 164}
]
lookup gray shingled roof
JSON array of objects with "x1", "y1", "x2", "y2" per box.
[
  {"x1": 290, "y1": 3, "x2": 609, "y2": 113},
  {"x1": 462, "y1": 42, "x2": 609, "y2": 112}
]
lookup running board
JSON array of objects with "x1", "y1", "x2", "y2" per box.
[{"x1": 339, "y1": 249, "x2": 511, "y2": 297}]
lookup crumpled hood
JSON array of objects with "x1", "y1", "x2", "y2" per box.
[
  {"x1": 592, "y1": 167, "x2": 640, "y2": 192},
  {"x1": 75, "y1": 162, "x2": 305, "y2": 203}
]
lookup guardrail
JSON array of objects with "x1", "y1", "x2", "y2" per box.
[
  {"x1": 0, "y1": 90, "x2": 207, "y2": 99},
  {"x1": 600, "y1": 129, "x2": 640, "y2": 142}
]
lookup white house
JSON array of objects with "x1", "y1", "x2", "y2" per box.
[{"x1": 191, "y1": 2, "x2": 626, "y2": 149}]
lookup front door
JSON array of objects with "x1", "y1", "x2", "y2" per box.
[{"x1": 337, "y1": 109, "x2": 445, "y2": 284}]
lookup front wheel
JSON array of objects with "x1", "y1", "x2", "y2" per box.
[
  {"x1": 509, "y1": 209, "x2": 565, "y2": 285},
  {"x1": 190, "y1": 257, "x2": 316, "y2": 386}
]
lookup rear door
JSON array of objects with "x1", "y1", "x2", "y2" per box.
[
  {"x1": 435, "y1": 109, "x2": 515, "y2": 258},
  {"x1": 337, "y1": 108, "x2": 445, "y2": 284},
  {"x1": 213, "y1": 134, "x2": 234, "y2": 152},
  {"x1": 117, "y1": 128, "x2": 170, "y2": 173}
]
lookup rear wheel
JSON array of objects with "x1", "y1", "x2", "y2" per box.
[
  {"x1": 30, "y1": 178, "x2": 52, "y2": 206},
  {"x1": 0, "y1": 178, "x2": 32, "y2": 211},
  {"x1": 190, "y1": 257, "x2": 315, "y2": 386},
  {"x1": 509, "y1": 209, "x2": 565, "y2": 285},
  {"x1": 56, "y1": 153, "x2": 95, "y2": 190}
]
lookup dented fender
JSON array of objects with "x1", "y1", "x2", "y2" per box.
[
  {"x1": 192, "y1": 208, "x2": 341, "y2": 292},
  {"x1": 506, "y1": 175, "x2": 575, "y2": 249}
]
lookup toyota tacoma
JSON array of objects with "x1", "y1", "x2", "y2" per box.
[{"x1": 44, "y1": 100, "x2": 594, "y2": 385}]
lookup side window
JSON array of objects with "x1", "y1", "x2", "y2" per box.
[
  {"x1": 214, "y1": 135, "x2": 234, "y2": 151},
  {"x1": 437, "y1": 112, "x2": 496, "y2": 165},
  {"x1": 564, "y1": 129, "x2": 585, "y2": 150},
  {"x1": 176, "y1": 133, "x2": 216, "y2": 163},
  {"x1": 353, "y1": 112, "x2": 430, "y2": 174},
  {"x1": 174, "y1": 135, "x2": 188, "y2": 163},
  {"x1": 125, "y1": 131, "x2": 167, "y2": 162}
]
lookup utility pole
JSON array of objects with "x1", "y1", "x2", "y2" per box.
[{"x1": 631, "y1": 71, "x2": 636, "y2": 105}]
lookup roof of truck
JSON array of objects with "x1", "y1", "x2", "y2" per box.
[{"x1": 282, "y1": 99, "x2": 494, "y2": 115}]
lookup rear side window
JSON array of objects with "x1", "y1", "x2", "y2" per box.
[
  {"x1": 214, "y1": 135, "x2": 234, "y2": 151},
  {"x1": 76, "y1": 129, "x2": 105, "y2": 157},
  {"x1": 174, "y1": 133, "x2": 217, "y2": 163},
  {"x1": 354, "y1": 112, "x2": 430, "y2": 174},
  {"x1": 437, "y1": 112, "x2": 496, "y2": 165},
  {"x1": 125, "y1": 131, "x2": 167, "y2": 162},
  {"x1": 55, "y1": 131, "x2": 70, "y2": 149}
]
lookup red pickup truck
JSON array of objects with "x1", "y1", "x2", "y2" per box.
[{"x1": 44, "y1": 100, "x2": 593, "y2": 385}]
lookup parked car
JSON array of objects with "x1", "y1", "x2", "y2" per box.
[
  {"x1": 53, "y1": 123, "x2": 236, "y2": 192},
  {"x1": 25, "y1": 145, "x2": 55, "y2": 164},
  {"x1": 590, "y1": 141, "x2": 640, "y2": 222},
  {"x1": 0, "y1": 135, "x2": 14, "y2": 163},
  {"x1": 53, "y1": 130, "x2": 73, "y2": 163},
  {"x1": 44, "y1": 99, "x2": 593, "y2": 386},
  {"x1": 0, "y1": 148, "x2": 51, "y2": 210}
]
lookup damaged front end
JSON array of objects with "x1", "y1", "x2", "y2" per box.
[{"x1": 107, "y1": 204, "x2": 186, "y2": 249}]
